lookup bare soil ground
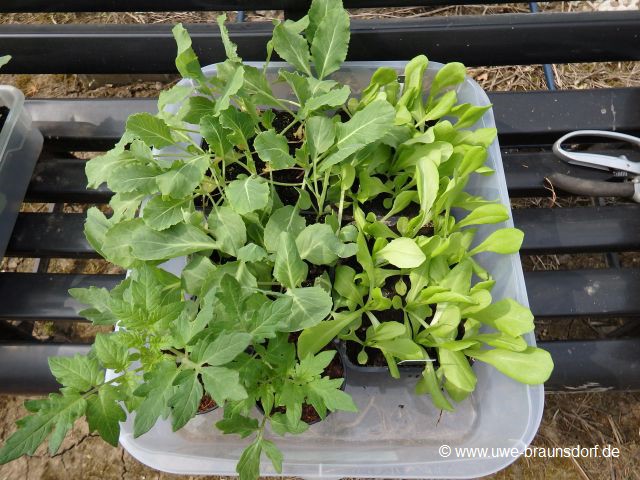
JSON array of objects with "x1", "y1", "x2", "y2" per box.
[{"x1": 1, "y1": 3, "x2": 639, "y2": 479}]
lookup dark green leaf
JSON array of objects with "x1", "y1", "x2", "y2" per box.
[
  {"x1": 48, "y1": 354, "x2": 103, "y2": 392},
  {"x1": 227, "y1": 176, "x2": 270, "y2": 215},
  {"x1": 274, "y1": 232, "x2": 308, "y2": 289},
  {"x1": 142, "y1": 196, "x2": 191, "y2": 231},
  {"x1": 130, "y1": 223, "x2": 217, "y2": 260},
  {"x1": 208, "y1": 205, "x2": 247, "y2": 256},
  {"x1": 201, "y1": 366, "x2": 248, "y2": 405},
  {"x1": 86, "y1": 386, "x2": 126, "y2": 447},
  {"x1": 254, "y1": 130, "x2": 295, "y2": 170},
  {"x1": 125, "y1": 113, "x2": 174, "y2": 149},
  {"x1": 310, "y1": 5, "x2": 350, "y2": 79}
]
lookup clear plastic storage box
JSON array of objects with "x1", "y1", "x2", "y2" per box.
[
  {"x1": 116, "y1": 62, "x2": 544, "y2": 479},
  {"x1": 0, "y1": 86, "x2": 43, "y2": 259}
]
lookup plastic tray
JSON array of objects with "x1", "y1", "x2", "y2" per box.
[
  {"x1": 117, "y1": 62, "x2": 543, "y2": 479},
  {"x1": 0, "y1": 86, "x2": 43, "y2": 259}
]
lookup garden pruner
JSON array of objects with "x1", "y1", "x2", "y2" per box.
[{"x1": 548, "y1": 130, "x2": 640, "y2": 202}]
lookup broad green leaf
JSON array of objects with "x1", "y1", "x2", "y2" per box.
[
  {"x1": 142, "y1": 196, "x2": 190, "y2": 231},
  {"x1": 242, "y1": 65, "x2": 281, "y2": 107},
  {"x1": 182, "y1": 255, "x2": 217, "y2": 294},
  {"x1": 470, "y1": 333, "x2": 528, "y2": 352},
  {"x1": 295, "y1": 223, "x2": 338, "y2": 265},
  {"x1": 236, "y1": 437, "x2": 262, "y2": 480},
  {"x1": 451, "y1": 103, "x2": 492, "y2": 129},
  {"x1": 85, "y1": 148, "x2": 135, "y2": 189},
  {"x1": 274, "y1": 232, "x2": 308, "y2": 289},
  {"x1": 125, "y1": 113, "x2": 174, "y2": 149},
  {"x1": 86, "y1": 386, "x2": 126, "y2": 447},
  {"x1": 227, "y1": 176, "x2": 270, "y2": 215},
  {"x1": 264, "y1": 206, "x2": 306, "y2": 253},
  {"x1": 109, "y1": 162, "x2": 161, "y2": 194},
  {"x1": 415, "y1": 363, "x2": 454, "y2": 411},
  {"x1": 0, "y1": 392, "x2": 87, "y2": 463},
  {"x1": 168, "y1": 370, "x2": 202, "y2": 431},
  {"x1": 311, "y1": 4, "x2": 349, "y2": 78},
  {"x1": 216, "y1": 414, "x2": 259, "y2": 438},
  {"x1": 279, "y1": 70, "x2": 311, "y2": 105},
  {"x1": 48, "y1": 354, "x2": 103, "y2": 392},
  {"x1": 286, "y1": 287, "x2": 333, "y2": 330},
  {"x1": 94, "y1": 333, "x2": 128, "y2": 371},
  {"x1": 110, "y1": 192, "x2": 145, "y2": 222},
  {"x1": 131, "y1": 223, "x2": 217, "y2": 260},
  {"x1": 427, "y1": 61, "x2": 466, "y2": 106},
  {"x1": 376, "y1": 237, "x2": 426, "y2": 268},
  {"x1": 335, "y1": 100, "x2": 395, "y2": 151},
  {"x1": 155, "y1": 154, "x2": 210, "y2": 198},
  {"x1": 172, "y1": 23, "x2": 205, "y2": 82},
  {"x1": 0, "y1": 55, "x2": 11, "y2": 68},
  {"x1": 84, "y1": 207, "x2": 111, "y2": 258},
  {"x1": 201, "y1": 366, "x2": 248, "y2": 405},
  {"x1": 133, "y1": 361, "x2": 179, "y2": 437},
  {"x1": 416, "y1": 155, "x2": 439, "y2": 218},
  {"x1": 158, "y1": 84, "x2": 193, "y2": 112},
  {"x1": 470, "y1": 298, "x2": 534, "y2": 337},
  {"x1": 219, "y1": 108, "x2": 255, "y2": 150},
  {"x1": 272, "y1": 21, "x2": 312, "y2": 76},
  {"x1": 457, "y1": 204, "x2": 509, "y2": 229},
  {"x1": 373, "y1": 338, "x2": 423, "y2": 360},
  {"x1": 69, "y1": 286, "x2": 118, "y2": 325},
  {"x1": 102, "y1": 218, "x2": 144, "y2": 268},
  {"x1": 438, "y1": 349, "x2": 477, "y2": 392},
  {"x1": 468, "y1": 228, "x2": 524, "y2": 256},
  {"x1": 180, "y1": 96, "x2": 216, "y2": 124},
  {"x1": 397, "y1": 55, "x2": 428, "y2": 119},
  {"x1": 422, "y1": 90, "x2": 457, "y2": 122},
  {"x1": 298, "y1": 310, "x2": 361, "y2": 358},
  {"x1": 458, "y1": 145, "x2": 488, "y2": 177},
  {"x1": 306, "y1": 116, "x2": 335, "y2": 158},
  {"x1": 208, "y1": 205, "x2": 247, "y2": 256},
  {"x1": 303, "y1": 85, "x2": 351, "y2": 115},
  {"x1": 217, "y1": 14, "x2": 240, "y2": 62},
  {"x1": 237, "y1": 243, "x2": 267, "y2": 263},
  {"x1": 192, "y1": 332, "x2": 252, "y2": 366},
  {"x1": 307, "y1": 0, "x2": 332, "y2": 42},
  {"x1": 262, "y1": 440, "x2": 284, "y2": 474},
  {"x1": 465, "y1": 347, "x2": 554, "y2": 384},
  {"x1": 254, "y1": 130, "x2": 295, "y2": 170},
  {"x1": 214, "y1": 63, "x2": 244, "y2": 115},
  {"x1": 246, "y1": 296, "x2": 292, "y2": 341},
  {"x1": 200, "y1": 114, "x2": 232, "y2": 158}
]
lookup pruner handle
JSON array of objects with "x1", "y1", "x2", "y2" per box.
[{"x1": 547, "y1": 173, "x2": 640, "y2": 202}]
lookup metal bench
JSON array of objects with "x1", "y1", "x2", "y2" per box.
[{"x1": 0, "y1": 1, "x2": 639, "y2": 394}]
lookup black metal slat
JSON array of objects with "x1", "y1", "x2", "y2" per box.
[
  {"x1": 543, "y1": 339, "x2": 640, "y2": 392},
  {"x1": 6, "y1": 213, "x2": 93, "y2": 258},
  {"x1": 525, "y1": 269, "x2": 640, "y2": 318},
  {"x1": 502, "y1": 149, "x2": 631, "y2": 197},
  {"x1": 1, "y1": 267, "x2": 640, "y2": 321},
  {"x1": 515, "y1": 205, "x2": 640, "y2": 254},
  {"x1": 2, "y1": 12, "x2": 640, "y2": 74},
  {"x1": 0, "y1": 0, "x2": 558, "y2": 13},
  {"x1": 0, "y1": 273, "x2": 123, "y2": 321},
  {"x1": 27, "y1": 157, "x2": 112, "y2": 203},
  {"x1": 9, "y1": 203, "x2": 640, "y2": 258},
  {"x1": 24, "y1": 149, "x2": 634, "y2": 203},
  {"x1": 25, "y1": 88, "x2": 640, "y2": 151},
  {"x1": 1, "y1": 338, "x2": 637, "y2": 394}
]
